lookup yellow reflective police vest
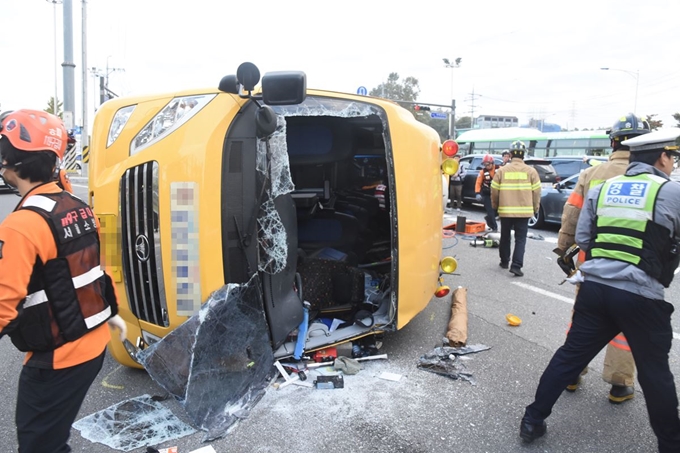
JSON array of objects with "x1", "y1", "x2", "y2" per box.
[{"x1": 588, "y1": 173, "x2": 680, "y2": 287}]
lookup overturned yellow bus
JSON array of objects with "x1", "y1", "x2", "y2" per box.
[{"x1": 89, "y1": 62, "x2": 455, "y2": 368}]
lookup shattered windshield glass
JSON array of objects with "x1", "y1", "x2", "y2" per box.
[
  {"x1": 137, "y1": 278, "x2": 274, "y2": 441},
  {"x1": 73, "y1": 395, "x2": 196, "y2": 452}
]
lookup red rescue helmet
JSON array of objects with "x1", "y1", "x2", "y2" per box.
[
  {"x1": 482, "y1": 154, "x2": 495, "y2": 164},
  {"x1": 0, "y1": 110, "x2": 67, "y2": 159}
]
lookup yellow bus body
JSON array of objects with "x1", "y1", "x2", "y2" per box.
[{"x1": 90, "y1": 85, "x2": 444, "y2": 368}]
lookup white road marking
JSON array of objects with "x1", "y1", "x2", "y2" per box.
[
  {"x1": 511, "y1": 281, "x2": 680, "y2": 340},
  {"x1": 511, "y1": 281, "x2": 574, "y2": 304}
]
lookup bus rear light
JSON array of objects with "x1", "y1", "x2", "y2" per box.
[
  {"x1": 441, "y1": 158, "x2": 459, "y2": 176},
  {"x1": 442, "y1": 140, "x2": 459, "y2": 157},
  {"x1": 435, "y1": 285, "x2": 450, "y2": 298},
  {"x1": 440, "y1": 256, "x2": 457, "y2": 273}
]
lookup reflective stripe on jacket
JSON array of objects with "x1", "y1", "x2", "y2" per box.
[
  {"x1": 490, "y1": 158, "x2": 541, "y2": 218},
  {"x1": 8, "y1": 191, "x2": 117, "y2": 352},
  {"x1": 588, "y1": 173, "x2": 680, "y2": 287}
]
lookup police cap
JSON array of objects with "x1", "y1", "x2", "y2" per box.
[{"x1": 621, "y1": 129, "x2": 680, "y2": 154}]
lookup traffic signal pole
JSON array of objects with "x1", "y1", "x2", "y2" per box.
[{"x1": 450, "y1": 99, "x2": 456, "y2": 139}]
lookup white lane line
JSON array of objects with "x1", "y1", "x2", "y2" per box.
[
  {"x1": 511, "y1": 281, "x2": 574, "y2": 304},
  {"x1": 511, "y1": 281, "x2": 680, "y2": 340},
  {"x1": 543, "y1": 237, "x2": 558, "y2": 243}
]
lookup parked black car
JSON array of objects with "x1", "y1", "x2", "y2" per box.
[
  {"x1": 458, "y1": 154, "x2": 558, "y2": 205},
  {"x1": 458, "y1": 154, "x2": 503, "y2": 204},
  {"x1": 529, "y1": 172, "x2": 580, "y2": 228},
  {"x1": 547, "y1": 155, "x2": 608, "y2": 181}
]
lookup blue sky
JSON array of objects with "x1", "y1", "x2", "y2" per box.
[{"x1": 1, "y1": 0, "x2": 679, "y2": 132}]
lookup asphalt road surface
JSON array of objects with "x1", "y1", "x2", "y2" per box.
[{"x1": 0, "y1": 181, "x2": 677, "y2": 452}]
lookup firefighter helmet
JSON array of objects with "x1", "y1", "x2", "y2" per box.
[
  {"x1": 0, "y1": 110, "x2": 67, "y2": 159},
  {"x1": 607, "y1": 113, "x2": 651, "y2": 142},
  {"x1": 482, "y1": 154, "x2": 495, "y2": 164},
  {"x1": 510, "y1": 140, "x2": 526, "y2": 158}
]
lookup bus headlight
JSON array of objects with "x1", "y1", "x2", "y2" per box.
[
  {"x1": 130, "y1": 94, "x2": 215, "y2": 156},
  {"x1": 107, "y1": 105, "x2": 136, "y2": 148}
]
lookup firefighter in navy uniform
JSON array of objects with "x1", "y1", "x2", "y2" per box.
[
  {"x1": 556, "y1": 113, "x2": 651, "y2": 403},
  {"x1": 0, "y1": 110, "x2": 125, "y2": 453},
  {"x1": 520, "y1": 129, "x2": 680, "y2": 452}
]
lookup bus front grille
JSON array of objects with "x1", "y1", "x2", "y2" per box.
[{"x1": 120, "y1": 162, "x2": 168, "y2": 327}]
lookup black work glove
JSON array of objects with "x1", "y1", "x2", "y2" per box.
[{"x1": 556, "y1": 255, "x2": 575, "y2": 276}]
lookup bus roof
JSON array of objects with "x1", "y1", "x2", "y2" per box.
[{"x1": 456, "y1": 127, "x2": 609, "y2": 143}]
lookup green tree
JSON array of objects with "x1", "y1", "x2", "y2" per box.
[
  {"x1": 672, "y1": 112, "x2": 680, "y2": 128},
  {"x1": 455, "y1": 116, "x2": 472, "y2": 129},
  {"x1": 645, "y1": 114, "x2": 663, "y2": 130},
  {"x1": 369, "y1": 73, "x2": 420, "y2": 105},
  {"x1": 44, "y1": 97, "x2": 63, "y2": 118}
]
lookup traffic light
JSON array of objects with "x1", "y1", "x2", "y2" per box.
[{"x1": 414, "y1": 105, "x2": 431, "y2": 112}]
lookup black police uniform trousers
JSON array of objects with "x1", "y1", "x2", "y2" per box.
[
  {"x1": 499, "y1": 217, "x2": 528, "y2": 268},
  {"x1": 524, "y1": 281, "x2": 680, "y2": 452},
  {"x1": 16, "y1": 350, "x2": 105, "y2": 453}
]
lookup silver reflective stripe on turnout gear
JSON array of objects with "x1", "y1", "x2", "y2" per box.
[{"x1": 24, "y1": 265, "x2": 104, "y2": 308}]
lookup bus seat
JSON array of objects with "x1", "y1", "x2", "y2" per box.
[{"x1": 297, "y1": 210, "x2": 361, "y2": 254}]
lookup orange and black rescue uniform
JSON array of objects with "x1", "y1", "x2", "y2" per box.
[
  {"x1": 0, "y1": 181, "x2": 118, "y2": 452},
  {"x1": 0, "y1": 182, "x2": 115, "y2": 369}
]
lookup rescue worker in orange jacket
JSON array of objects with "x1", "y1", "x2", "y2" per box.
[
  {"x1": 556, "y1": 113, "x2": 651, "y2": 404},
  {"x1": 0, "y1": 109, "x2": 125, "y2": 452},
  {"x1": 475, "y1": 154, "x2": 498, "y2": 231},
  {"x1": 491, "y1": 141, "x2": 541, "y2": 276}
]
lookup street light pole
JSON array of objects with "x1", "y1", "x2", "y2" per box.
[
  {"x1": 600, "y1": 67, "x2": 639, "y2": 114},
  {"x1": 46, "y1": 0, "x2": 63, "y2": 116},
  {"x1": 443, "y1": 57, "x2": 461, "y2": 139}
]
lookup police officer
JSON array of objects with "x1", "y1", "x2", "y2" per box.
[
  {"x1": 556, "y1": 113, "x2": 651, "y2": 403},
  {"x1": 520, "y1": 129, "x2": 680, "y2": 452},
  {"x1": 491, "y1": 141, "x2": 541, "y2": 276},
  {"x1": 0, "y1": 110, "x2": 125, "y2": 452}
]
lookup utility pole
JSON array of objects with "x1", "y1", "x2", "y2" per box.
[
  {"x1": 46, "y1": 0, "x2": 62, "y2": 117},
  {"x1": 81, "y1": 0, "x2": 88, "y2": 154},
  {"x1": 62, "y1": 0, "x2": 76, "y2": 129},
  {"x1": 90, "y1": 61, "x2": 125, "y2": 108},
  {"x1": 465, "y1": 88, "x2": 482, "y2": 128}
]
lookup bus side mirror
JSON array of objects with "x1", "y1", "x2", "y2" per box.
[
  {"x1": 237, "y1": 62, "x2": 261, "y2": 92},
  {"x1": 261, "y1": 71, "x2": 306, "y2": 106},
  {"x1": 218, "y1": 75, "x2": 239, "y2": 94},
  {"x1": 255, "y1": 106, "x2": 278, "y2": 139}
]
